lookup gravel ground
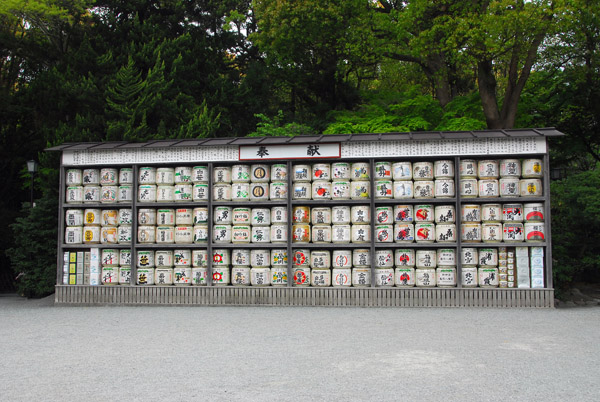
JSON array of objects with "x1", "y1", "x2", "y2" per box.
[{"x1": 1, "y1": 294, "x2": 599, "y2": 402}]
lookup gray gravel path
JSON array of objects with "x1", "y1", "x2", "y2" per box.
[{"x1": 1, "y1": 294, "x2": 599, "y2": 402}]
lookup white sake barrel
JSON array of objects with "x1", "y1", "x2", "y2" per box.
[
  {"x1": 231, "y1": 207, "x2": 250, "y2": 224},
  {"x1": 84, "y1": 186, "x2": 101, "y2": 203},
  {"x1": 119, "y1": 267, "x2": 131, "y2": 285},
  {"x1": 503, "y1": 204, "x2": 524, "y2": 222},
  {"x1": 155, "y1": 250, "x2": 173, "y2": 267},
  {"x1": 175, "y1": 208, "x2": 193, "y2": 225},
  {"x1": 500, "y1": 159, "x2": 521, "y2": 177},
  {"x1": 332, "y1": 250, "x2": 352, "y2": 268},
  {"x1": 374, "y1": 249, "x2": 394, "y2": 268},
  {"x1": 312, "y1": 225, "x2": 332, "y2": 243},
  {"x1": 434, "y1": 205, "x2": 455, "y2": 224},
  {"x1": 435, "y1": 179, "x2": 455, "y2": 198},
  {"x1": 394, "y1": 223, "x2": 415, "y2": 243},
  {"x1": 414, "y1": 205, "x2": 434, "y2": 222},
  {"x1": 65, "y1": 226, "x2": 82, "y2": 244},
  {"x1": 231, "y1": 182, "x2": 250, "y2": 202},
  {"x1": 479, "y1": 267, "x2": 499, "y2": 287},
  {"x1": 461, "y1": 267, "x2": 478, "y2": 287},
  {"x1": 478, "y1": 160, "x2": 499, "y2": 179},
  {"x1": 461, "y1": 204, "x2": 481, "y2": 222},
  {"x1": 193, "y1": 183, "x2": 209, "y2": 201},
  {"x1": 332, "y1": 162, "x2": 351, "y2": 180},
  {"x1": 250, "y1": 164, "x2": 270, "y2": 183},
  {"x1": 117, "y1": 225, "x2": 131, "y2": 244},
  {"x1": 231, "y1": 164, "x2": 250, "y2": 182},
  {"x1": 193, "y1": 224, "x2": 211, "y2": 242},
  {"x1": 101, "y1": 266, "x2": 119, "y2": 285},
  {"x1": 250, "y1": 183, "x2": 269, "y2": 201},
  {"x1": 192, "y1": 166, "x2": 208, "y2": 183},
  {"x1": 461, "y1": 223, "x2": 482, "y2": 243},
  {"x1": 292, "y1": 224, "x2": 310, "y2": 243},
  {"x1": 136, "y1": 268, "x2": 155, "y2": 285},
  {"x1": 82, "y1": 168, "x2": 100, "y2": 185},
  {"x1": 173, "y1": 266, "x2": 192, "y2": 285},
  {"x1": 156, "y1": 168, "x2": 175, "y2": 184},
  {"x1": 437, "y1": 267, "x2": 456, "y2": 287},
  {"x1": 375, "y1": 180, "x2": 393, "y2": 199},
  {"x1": 374, "y1": 161, "x2": 392, "y2": 179},
  {"x1": 413, "y1": 162, "x2": 434, "y2": 180},
  {"x1": 352, "y1": 268, "x2": 371, "y2": 287},
  {"x1": 155, "y1": 268, "x2": 174, "y2": 285},
  {"x1": 118, "y1": 168, "x2": 133, "y2": 185},
  {"x1": 375, "y1": 225, "x2": 393, "y2": 243},
  {"x1": 292, "y1": 206, "x2": 310, "y2": 223},
  {"x1": 119, "y1": 249, "x2": 132, "y2": 266},
  {"x1": 482, "y1": 222, "x2": 502, "y2": 242},
  {"x1": 395, "y1": 249, "x2": 415, "y2": 267},
  {"x1": 83, "y1": 226, "x2": 101, "y2": 244},
  {"x1": 271, "y1": 267, "x2": 288, "y2": 286},
  {"x1": 173, "y1": 249, "x2": 191, "y2": 266},
  {"x1": 292, "y1": 182, "x2": 311, "y2": 200},
  {"x1": 394, "y1": 205, "x2": 413, "y2": 223},
  {"x1": 525, "y1": 222, "x2": 545, "y2": 242},
  {"x1": 213, "y1": 225, "x2": 232, "y2": 243},
  {"x1": 310, "y1": 251, "x2": 331, "y2": 269},
  {"x1": 66, "y1": 169, "x2": 83, "y2": 186},
  {"x1": 437, "y1": 249, "x2": 456, "y2": 266},
  {"x1": 312, "y1": 163, "x2": 331, "y2": 181},
  {"x1": 231, "y1": 267, "x2": 251, "y2": 286},
  {"x1": 65, "y1": 209, "x2": 84, "y2": 226},
  {"x1": 392, "y1": 162, "x2": 412, "y2": 180},
  {"x1": 214, "y1": 206, "x2": 233, "y2": 225},
  {"x1": 100, "y1": 186, "x2": 118, "y2": 203},
  {"x1": 156, "y1": 209, "x2": 175, "y2": 225},
  {"x1": 270, "y1": 182, "x2": 287, "y2": 200},
  {"x1": 415, "y1": 223, "x2": 435, "y2": 243},
  {"x1": 271, "y1": 164, "x2": 287, "y2": 182},
  {"x1": 460, "y1": 179, "x2": 478, "y2": 198},
  {"x1": 503, "y1": 223, "x2": 525, "y2": 242},
  {"x1": 156, "y1": 226, "x2": 175, "y2": 244},
  {"x1": 395, "y1": 268, "x2": 415, "y2": 287},
  {"x1": 393, "y1": 181, "x2": 414, "y2": 199},
  {"x1": 270, "y1": 249, "x2": 288, "y2": 266},
  {"x1": 524, "y1": 203, "x2": 544, "y2": 222},
  {"x1": 351, "y1": 181, "x2": 370, "y2": 199},
  {"x1": 271, "y1": 224, "x2": 288, "y2": 243},
  {"x1": 137, "y1": 226, "x2": 156, "y2": 244},
  {"x1": 312, "y1": 181, "x2": 331, "y2": 199},
  {"x1": 101, "y1": 249, "x2": 119, "y2": 266},
  {"x1": 352, "y1": 162, "x2": 370, "y2": 180},
  {"x1": 156, "y1": 185, "x2": 174, "y2": 202},
  {"x1": 353, "y1": 249, "x2": 370, "y2": 267},
  {"x1": 66, "y1": 186, "x2": 84, "y2": 203},
  {"x1": 414, "y1": 180, "x2": 434, "y2": 199},
  {"x1": 481, "y1": 204, "x2": 501, "y2": 222},
  {"x1": 416, "y1": 268, "x2": 436, "y2": 287},
  {"x1": 213, "y1": 166, "x2": 232, "y2": 183},
  {"x1": 138, "y1": 208, "x2": 156, "y2": 225},
  {"x1": 118, "y1": 185, "x2": 132, "y2": 203},
  {"x1": 522, "y1": 159, "x2": 543, "y2": 178},
  {"x1": 435, "y1": 224, "x2": 456, "y2": 243},
  {"x1": 478, "y1": 248, "x2": 498, "y2": 266},
  {"x1": 311, "y1": 207, "x2": 331, "y2": 225},
  {"x1": 293, "y1": 267, "x2": 311, "y2": 286},
  {"x1": 375, "y1": 268, "x2": 394, "y2": 287},
  {"x1": 416, "y1": 249, "x2": 436, "y2": 268},
  {"x1": 461, "y1": 248, "x2": 478, "y2": 266},
  {"x1": 351, "y1": 205, "x2": 371, "y2": 225},
  {"x1": 192, "y1": 249, "x2": 208, "y2": 267},
  {"x1": 332, "y1": 268, "x2": 351, "y2": 287},
  {"x1": 520, "y1": 179, "x2": 543, "y2": 197},
  {"x1": 500, "y1": 177, "x2": 520, "y2": 197},
  {"x1": 137, "y1": 250, "x2": 155, "y2": 268},
  {"x1": 331, "y1": 181, "x2": 351, "y2": 199},
  {"x1": 250, "y1": 249, "x2": 270, "y2": 268},
  {"x1": 138, "y1": 167, "x2": 156, "y2": 184},
  {"x1": 231, "y1": 249, "x2": 251, "y2": 267},
  {"x1": 83, "y1": 208, "x2": 101, "y2": 225},
  {"x1": 192, "y1": 268, "x2": 208, "y2": 285},
  {"x1": 212, "y1": 267, "x2": 230, "y2": 286},
  {"x1": 434, "y1": 160, "x2": 454, "y2": 179},
  {"x1": 138, "y1": 185, "x2": 156, "y2": 202},
  {"x1": 479, "y1": 179, "x2": 499, "y2": 198},
  {"x1": 271, "y1": 206, "x2": 287, "y2": 224},
  {"x1": 213, "y1": 184, "x2": 232, "y2": 201},
  {"x1": 293, "y1": 249, "x2": 310, "y2": 267},
  {"x1": 174, "y1": 184, "x2": 192, "y2": 202},
  {"x1": 174, "y1": 225, "x2": 193, "y2": 244},
  {"x1": 351, "y1": 225, "x2": 371, "y2": 243},
  {"x1": 252, "y1": 226, "x2": 270, "y2": 243},
  {"x1": 331, "y1": 206, "x2": 351, "y2": 224},
  {"x1": 251, "y1": 208, "x2": 271, "y2": 226},
  {"x1": 292, "y1": 164, "x2": 311, "y2": 182}
]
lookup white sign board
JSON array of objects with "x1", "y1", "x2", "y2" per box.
[{"x1": 239, "y1": 143, "x2": 340, "y2": 160}]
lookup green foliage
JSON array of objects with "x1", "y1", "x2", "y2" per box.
[{"x1": 248, "y1": 110, "x2": 316, "y2": 137}]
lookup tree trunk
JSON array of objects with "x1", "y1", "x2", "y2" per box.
[{"x1": 477, "y1": 60, "x2": 502, "y2": 129}]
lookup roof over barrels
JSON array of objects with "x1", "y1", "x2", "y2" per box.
[{"x1": 45, "y1": 128, "x2": 564, "y2": 151}]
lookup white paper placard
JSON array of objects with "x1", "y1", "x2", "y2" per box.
[{"x1": 239, "y1": 143, "x2": 341, "y2": 160}]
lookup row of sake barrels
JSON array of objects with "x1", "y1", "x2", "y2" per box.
[
  {"x1": 460, "y1": 159, "x2": 543, "y2": 179},
  {"x1": 65, "y1": 209, "x2": 132, "y2": 227},
  {"x1": 66, "y1": 225, "x2": 131, "y2": 244},
  {"x1": 462, "y1": 203, "x2": 544, "y2": 222},
  {"x1": 460, "y1": 178, "x2": 542, "y2": 198},
  {"x1": 293, "y1": 205, "x2": 455, "y2": 224},
  {"x1": 66, "y1": 168, "x2": 134, "y2": 186},
  {"x1": 461, "y1": 222, "x2": 545, "y2": 243},
  {"x1": 66, "y1": 184, "x2": 133, "y2": 204},
  {"x1": 292, "y1": 249, "x2": 457, "y2": 269},
  {"x1": 137, "y1": 224, "x2": 290, "y2": 244},
  {"x1": 138, "y1": 207, "x2": 286, "y2": 226}
]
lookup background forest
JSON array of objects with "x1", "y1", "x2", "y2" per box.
[{"x1": 1, "y1": 0, "x2": 598, "y2": 297}]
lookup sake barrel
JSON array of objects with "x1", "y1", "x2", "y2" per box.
[
  {"x1": 413, "y1": 162, "x2": 434, "y2": 180},
  {"x1": 312, "y1": 181, "x2": 331, "y2": 199},
  {"x1": 394, "y1": 223, "x2": 415, "y2": 243},
  {"x1": 233, "y1": 207, "x2": 251, "y2": 224},
  {"x1": 375, "y1": 225, "x2": 393, "y2": 243},
  {"x1": 435, "y1": 179, "x2": 455, "y2": 198},
  {"x1": 173, "y1": 266, "x2": 192, "y2": 285},
  {"x1": 312, "y1": 163, "x2": 331, "y2": 181},
  {"x1": 392, "y1": 162, "x2": 412, "y2": 180},
  {"x1": 435, "y1": 205, "x2": 455, "y2": 223},
  {"x1": 500, "y1": 178, "x2": 520, "y2": 197},
  {"x1": 503, "y1": 204, "x2": 524, "y2": 222},
  {"x1": 525, "y1": 222, "x2": 545, "y2": 242},
  {"x1": 435, "y1": 224, "x2": 456, "y2": 243},
  {"x1": 174, "y1": 225, "x2": 193, "y2": 244},
  {"x1": 461, "y1": 248, "x2": 478, "y2": 266},
  {"x1": 271, "y1": 164, "x2": 287, "y2": 182},
  {"x1": 119, "y1": 249, "x2": 132, "y2": 266},
  {"x1": 271, "y1": 224, "x2": 288, "y2": 243},
  {"x1": 156, "y1": 209, "x2": 175, "y2": 225},
  {"x1": 270, "y1": 206, "x2": 287, "y2": 224},
  {"x1": 351, "y1": 205, "x2": 371, "y2": 225},
  {"x1": 415, "y1": 268, "x2": 437, "y2": 287},
  {"x1": 83, "y1": 226, "x2": 100, "y2": 244},
  {"x1": 173, "y1": 249, "x2": 191, "y2": 266},
  {"x1": 375, "y1": 206, "x2": 393, "y2": 225},
  {"x1": 353, "y1": 249, "x2": 371, "y2": 268},
  {"x1": 65, "y1": 226, "x2": 82, "y2": 244},
  {"x1": 231, "y1": 164, "x2": 250, "y2": 183},
  {"x1": 250, "y1": 249, "x2": 270, "y2": 268},
  {"x1": 231, "y1": 249, "x2": 251, "y2": 267},
  {"x1": 478, "y1": 160, "x2": 499, "y2": 179},
  {"x1": 101, "y1": 249, "x2": 119, "y2": 266},
  {"x1": 213, "y1": 184, "x2": 232, "y2": 201},
  {"x1": 292, "y1": 206, "x2": 310, "y2": 224},
  {"x1": 136, "y1": 268, "x2": 155, "y2": 285},
  {"x1": 481, "y1": 204, "x2": 502, "y2": 222},
  {"x1": 374, "y1": 249, "x2": 394, "y2": 268},
  {"x1": 311, "y1": 225, "x2": 331, "y2": 243},
  {"x1": 193, "y1": 225, "x2": 208, "y2": 243},
  {"x1": 271, "y1": 267, "x2": 288, "y2": 286},
  {"x1": 213, "y1": 225, "x2": 232, "y2": 243},
  {"x1": 100, "y1": 186, "x2": 118, "y2": 204},
  {"x1": 117, "y1": 225, "x2": 131, "y2": 244},
  {"x1": 192, "y1": 166, "x2": 209, "y2": 183},
  {"x1": 154, "y1": 250, "x2": 173, "y2": 267},
  {"x1": 231, "y1": 267, "x2": 251, "y2": 286},
  {"x1": 461, "y1": 267, "x2": 478, "y2": 287},
  {"x1": 252, "y1": 208, "x2": 271, "y2": 226},
  {"x1": 351, "y1": 162, "x2": 370, "y2": 180},
  {"x1": 82, "y1": 168, "x2": 100, "y2": 185},
  {"x1": 375, "y1": 268, "x2": 394, "y2": 287},
  {"x1": 395, "y1": 268, "x2": 415, "y2": 287},
  {"x1": 137, "y1": 250, "x2": 155, "y2": 268},
  {"x1": 292, "y1": 224, "x2": 310, "y2": 243},
  {"x1": 119, "y1": 267, "x2": 131, "y2": 285},
  {"x1": 292, "y1": 249, "x2": 310, "y2": 267},
  {"x1": 156, "y1": 185, "x2": 174, "y2": 202},
  {"x1": 331, "y1": 181, "x2": 351, "y2": 199},
  {"x1": 193, "y1": 184, "x2": 209, "y2": 201},
  {"x1": 416, "y1": 249, "x2": 436, "y2": 268},
  {"x1": 138, "y1": 185, "x2": 156, "y2": 202},
  {"x1": 479, "y1": 179, "x2": 499, "y2": 198},
  {"x1": 292, "y1": 165, "x2": 311, "y2": 182},
  {"x1": 66, "y1": 169, "x2": 83, "y2": 186},
  {"x1": 192, "y1": 268, "x2": 208, "y2": 285},
  {"x1": 192, "y1": 249, "x2": 208, "y2": 267},
  {"x1": 231, "y1": 183, "x2": 250, "y2": 202},
  {"x1": 211, "y1": 267, "x2": 230, "y2": 286},
  {"x1": 394, "y1": 205, "x2": 413, "y2": 222},
  {"x1": 478, "y1": 248, "x2": 498, "y2": 266},
  {"x1": 461, "y1": 204, "x2": 481, "y2": 222},
  {"x1": 250, "y1": 183, "x2": 269, "y2": 201},
  {"x1": 459, "y1": 179, "x2": 478, "y2": 198},
  {"x1": 351, "y1": 225, "x2": 371, "y2": 243},
  {"x1": 138, "y1": 167, "x2": 156, "y2": 184},
  {"x1": 270, "y1": 249, "x2": 288, "y2": 266},
  {"x1": 503, "y1": 223, "x2": 525, "y2": 242},
  {"x1": 519, "y1": 179, "x2": 543, "y2": 197},
  {"x1": 437, "y1": 249, "x2": 456, "y2": 267},
  {"x1": 500, "y1": 159, "x2": 521, "y2": 177},
  {"x1": 352, "y1": 268, "x2": 371, "y2": 287},
  {"x1": 270, "y1": 182, "x2": 288, "y2": 201},
  {"x1": 395, "y1": 249, "x2": 415, "y2": 267},
  {"x1": 332, "y1": 250, "x2": 352, "y2": 269},
  {"x1": 524, "y1": 203, "x2": 544, "y2": 222},
  {"x1": 414, "y1": 181, "x2": 434, "y2": 198},
  {"x1": 66, "y1": 209, "x2": 84, "y2": 226},
  {"x1": 522, "y1": 159, "x2": 543, "y2": 178},
  {"x1": 156, "y1": 168, "x2": 175, "y2": 184},
  {"x1": 213, "y1": 166, "x2": 232, "y2": 183},
  {"x1": 66, "y1": 186, "x2": 84, "y2": 203},
  {"x1": 311, "y1": 207, "x2": 331, "y2": 225},
  {"x1": 137, "y1": 226, "x2": 156, "y2": 244},
  {"x1": 214, "y1": 206, "x2": 233, "y2": 225},
  {"x1": 155, "y1": 268, "x2": 174, "y2": 285},
  {"x1": 118, "y1": 168, "x2": 133, "y2": 185},
  {"x1": 350, "y1": 181, "x2": 370, "y2": 200},
  {"x1": 415, "y1": 205, "x2": 434, "y2": 222},
  {"x1": 332, "y1": 162, "x2": 351, "y2": 180},
  {"x1": 173, "y1": 184, "x2": 193, "y2": 202},
  {"x1": 155, "y1": 226, "x2": 175, "y2": 244},
  {"x1": 175, "y1": 208, "x2": 193, "y2": 225},
  {"x1": 482, "y1": 223, "x2": 502, "y2": 242},
  {"x1": 252, "y1": 226, "x2": 270, "y2": 243},
  {"x1": 332, "y1": 268, "x2": 351, "y2": 287},
  {"x1": 310, "y1": 250, "x2": 331, "y2": 269},
  {"x1": 375, "y1": 180, "x2": 393, "y2": 199},
  {"x1": 461, "y1": 223, "x2": 482, "y2": 243},
  {"x1": 84, "y1": 186, "x2": 101, "y2": 203},
  {"x1": 437, "y1": 267, "x2": 456, "y2": 288},
  {"x1": 293, "y1": 267, "x2": 311, "y2": 286},
  {"x1": 479, "y1": 267, "x2": 499, "y2": 287},
  {"x1": 393, "y1": 181, "x2": 414, "y2": 199},
  {"x1": 434, "y1": 160, "x2": 454, "y2": 179},
  {"x1": 331, "y1": 206, "x2": 351, "y2": 224},
  {"x1": 415, "y1": 223, "x2": 435, "y2": 243},
  {"x1": 101, "y1": 266, "x2": 119, "y2": 285},
  {"x1": 118, "y1": 185, "x2": 132, "y2": 203},
  {"x1": 374, "y1": 161, "x2": 392, "y2": 179},
  {"x1": 250, "y1": 164, "x2": 270, "y2": 183}
]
